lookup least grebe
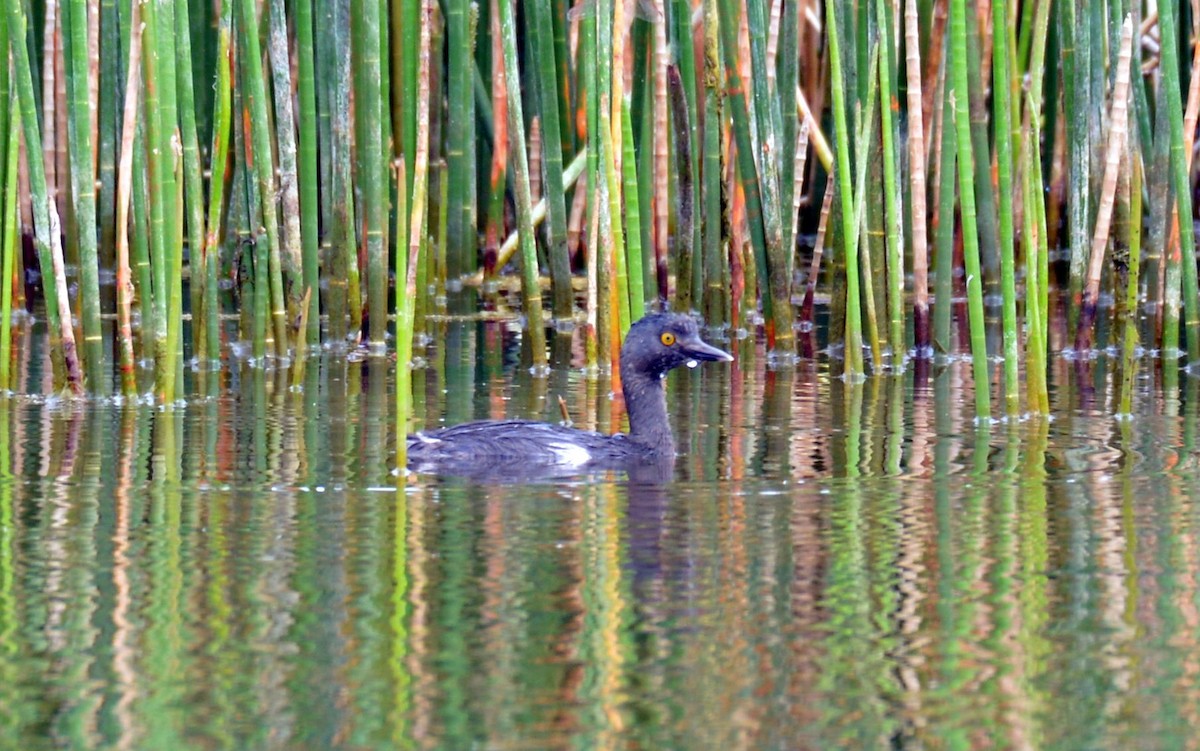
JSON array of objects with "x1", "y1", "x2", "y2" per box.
[{"x1": 407, "y1": 313, "x2": 732, "y2": 476}]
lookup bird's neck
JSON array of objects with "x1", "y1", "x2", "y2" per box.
[{"x1": 620, "y1": 368, "x2": 674, "y2": 453}]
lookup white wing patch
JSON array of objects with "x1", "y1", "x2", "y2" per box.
[{"x1": 547, "y1": 441, "x2": 592, "y2": 467}]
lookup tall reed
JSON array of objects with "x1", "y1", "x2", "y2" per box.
[
  {"x1": 718, "y1": 0, "x2": 780, "y2": 350},
  {"x1": 876, "y1": 0, "x2": 903, "y2": 363},
  {"x1": 529, "y1": 0, "x2": 573, "y2": 320},
  {"x1": 62, "y1": 0, "x2": 104, "y2": 391},
  {"x1": 700, "y1": 0, "x2": 724, "y2": 326},
  {"x1": 354, "y1": 0, "x2": 387, "y2": 349},
  {"x1": 7, "y1": 0, "x2": 68, "y2": 380},
  {"x1": 1077, "y1": 17, "x2": 1133, "y2": 353},
  {"x1": 950, "y1": 0, "x2": 990, "y2": 418},
  {"x1": 498, "y1": 0, "x2": 546, "y2": 367},
  {"x1": 175, "y1": 0, "x2": 205, "y2": 380},
  {"x1": 295, "y1": 0, "x2": 320, "y2": 346},
  {"x1": 826, "y1": 0, "x2": 863, "y2": 375},
  {"x1": 992, "y1": 0, "x2": 1017, "y2": 414},
  {"x1": 115, "y1": 0, "x2": 143, "y2": 394},
  {"x1": 202, "y1": 8, "x2": 234, "y2": 365},
  {"x1": 267, "y1": 0, "x2": 305, "y2": 342},
  {"x1": 667, "y1": 65, "x2": 694, "y2": 315},
  {"x1": 904, "y1": 0, "x2": 930, "y2": 353},
  {"x1": 1157, "y1": 0, "x2": 1200, "y2": 363},
  {"x1": 0, "y1": 103, "x2": 16, "y2": 391},
  {"x1": 1118, "y1": 150, "x2": 1142, "y2": 415}
]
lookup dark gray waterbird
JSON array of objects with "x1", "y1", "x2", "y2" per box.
[{"x1": 406, "y1": 313, "x2": 732, "y2": 479}]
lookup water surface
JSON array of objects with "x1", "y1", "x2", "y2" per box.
[{"x1": 2, "y1": 317, "x2": 1199, "y2": 749}]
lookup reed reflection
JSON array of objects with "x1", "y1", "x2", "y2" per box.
[{"x1": 0, "y1": 323, "x2": 1195, "y2": 749}]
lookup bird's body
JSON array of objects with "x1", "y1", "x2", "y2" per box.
[
  {"x1": 406, "y1": 419, "x2": 652, "y2": 477},
  {"x1": 406, "y1": 313, "x2": 732, "y2": 479}
]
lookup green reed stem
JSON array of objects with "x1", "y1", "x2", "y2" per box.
[
  {"x1": 634, "y1": 33, "x2": 656, "y2": 306},
  {"x1": 159, "y1": 0, "x2": 184, "y2": 397},
  {"x1": 0, "y1": 7, "x2": 10, "y2": 199},
  {"x1": 481, "y1": 0, "x2": 507, "y2": 279},
  {"x1": 398, "y1": 159, "x2": 412, "y2": 453},
  {"x1": 171, "y1": 137, "x2": 185, "y2": 399},
  {"x1": 1080, "y1": 10, "x2": 1104, "y2": 333},
  {"x1": 1077, "y1": 15, "x2": 1133, "y2": 354},
  {"x1": 0, "y1": 2, "x2": 5, "y2": 196},
  {"x1": 855, "y1": 47, "x2": 882, "y2": 370},
  {"x1": 203, "y1": 16, "x2": 233, "y2": 364},
  {"x1": 551, "y1": 0, "x2": 572, "y2": 151},
  {"x1": 951, "y1": 0, "x2": 990, "y2": 418},
  {"x1": 114, "y1": 0, "x2": 142, "y2": 395},
  {"x1": 251, "y1": 224, "x2": 268, "y2": 361},
  {"x1": 315, "y1": 0, "x2": 332, "y2": 230},
  {"x1": 1021, "y1": 103, "x2": 1047, "y2": 414},
  {"x1": 827, "y1": 0, "x2": 863, "y2": 375},
  {"x1": 717, "y1": 0, "x2": 776, "y2": 338},
  {"x1": 674, "y1": 0, "x2": 702, "y2": 301},
  {"x1": 904, "y1": 0, "x2": 930, "y2": 352},
  {"x1": 992, "y1": 0, "x2": 1018, "y2": 414},
  {"x1": 268, "y1": 0, "x2": 306, "y2": 336},
  {"x1": 1025, "y1": 0, "x2": 1051, "y2": 373},
  {"x1": 131, "y1": 122, "x2": 154, "y2": 363},
  {"x1": 1033, "y1": 136, "x2": 1050, "y2": 371},
  {"x1": 396, "y1": 0, "x2": 418, "y2": 178},
  {"x1": 6, "y1": 0, "x2": 65, "y2": 375},
  {"x1": 0, "y1": 105, "x2": 16, "y2": 391},
  {"x1": 445, "y1": 0, "x2": 474, "y2": 282},
  {"x1": 498, "y1": 0, "x2": 547, "y2": 367},
  {"x1": 436, "y1": 159, "x2": 449, "y2": 293},
  {"x1": 175, "y1": 0, "x2": 205, "y2": 375},
  {"x1": 701, "y1": 0, "x2": 723, "y2": 326},
  {"x1": 592, "y1": 0, "x2": 612, "y2": 364},
  {"x1": 396, "y1": 6, "x2": 429, "y2": 376},
  {"x1": 1119, "y1": 150, "x2": 1142, "y2": 415},
  {"x1": 62, "y1": 0, "x2": 105, "y2": 391},
  {"x1": 876, "y1": 0, "x2": 903, "y2": 362},
  {"x1": 745, "y1": 0, "x2": 789, "y2": 351},
  {"x1": 668, "y1": 66, "x2": 695, "y2": 313},
  {"x1": 321, "y1": 0, "x2": 348, "y2": 342},
  {"x1": 851, "y1": 0, "x2": 867, "y2": 117},
  {"x1": 529, "y1": 0, "x2": 573, "y2": 319},
  {"x1": 964, "y1": 0, "x2": 999, "y2": 284},
  {"x1": 621, "y1": 95, "x2": 645, "y2": 323},
  {"x1": 933, "y1": 70, "x2": 956, "y2": 355},
  {"x1": 596, "y1": 168, "x2": 613, "y2": 366},
  {"x1": 395, "y1": 160, "x2": 411, "y2": 466},
  {"x1": 139, "y1": 0, "x2": 174, "y2": 393},
  {"x1": 865, "y1": 141, "x2": 888, "y2": 360},
  {"x1": 239, "y1": 0, "x2": 291, "y2": 356},
  {"x1": 777, "y1": 0, "x2": 799, "y2": 274},
  {"x1": 601, "y1": 97, "x2": 631, "y2": 333},
  {"x1": 1157, "y1": 0, "x2": 1200, "y2": 364},
  {"x1": 378, "y1": 0, "x2": 393, "y2": 171},
  {"x1": 353, "y1": 0, "x2": 386, "y2": 349},
  {"x1": 98, "y1": 0, "x2": 118, "y2": 275}
]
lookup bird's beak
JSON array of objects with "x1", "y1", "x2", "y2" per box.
[{"x1": 682, "y1": 337, "x2": 734, "y2": 363}]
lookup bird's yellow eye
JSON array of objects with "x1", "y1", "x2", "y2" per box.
[{"x1": 660, "y1": 332, "x2": 676, "y2": 346}]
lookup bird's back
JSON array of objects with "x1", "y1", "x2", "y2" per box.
[{"x1": 406, "y1": 419, "x2": 650, "y2": 479}]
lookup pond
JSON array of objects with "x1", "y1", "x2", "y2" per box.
[{"x1": 1, "y1": 313, "x2": 1199, "y2": 750}]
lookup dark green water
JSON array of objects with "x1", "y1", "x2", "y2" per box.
[{"x1": 3, "y1": 317, "x2": 1200, "y2": 750}]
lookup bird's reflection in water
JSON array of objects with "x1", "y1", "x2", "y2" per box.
[{"x1": 623, "y1": 456, "x2": 676, "y2": 597}]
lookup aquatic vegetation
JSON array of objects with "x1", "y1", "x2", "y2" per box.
[{"x1": 0, "y1": 0, "x2": 1193, "y2": 421}]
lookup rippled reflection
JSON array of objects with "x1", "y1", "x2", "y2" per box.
[{"x1": 0, "y1": 319, "x2": 1199, "y2": 749}]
